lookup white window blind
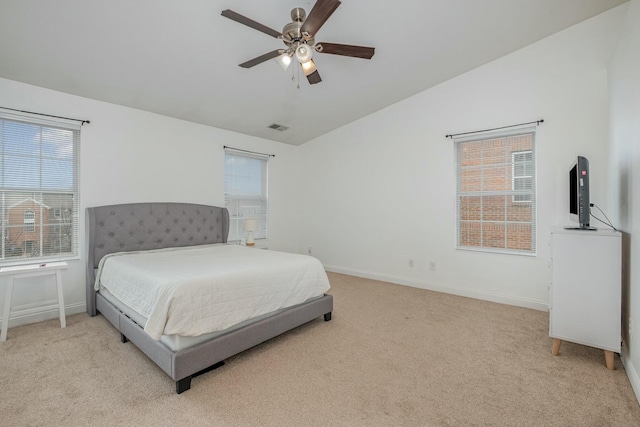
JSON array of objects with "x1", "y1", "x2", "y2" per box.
[
  {"x1": 455, "y1": 128, "x2": 536, "y2": 255},
  {"x1": 224, "y1": 148, "x2": 269, "y2": 242},
  {"x1": 0, "y1": 111, "x2": 80, "y2": 263}
]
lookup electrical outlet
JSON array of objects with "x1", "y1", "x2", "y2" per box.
[
  {"x1": 409, "y1": 259, "x2": 414, "y2": 268},
  {"x1": 430, "y1": 261, "x2": 436, "y2": 271},
  {"x1": 307, "y1": 246, "x2": 312, "y2": 255}
]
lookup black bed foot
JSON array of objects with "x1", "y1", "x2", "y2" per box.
[
  {"x1": 175, "y1": 361, "x2": 225, "y2": 394},
  {"x1": 176, "y1": 377, "x2": 192, "y2": 394},
  {"x1": 120, "y1": 333, "x2": 128, "y2": 343},
  {"x1": 324, "y1": 312, "x2": 332, "y2": 321}
]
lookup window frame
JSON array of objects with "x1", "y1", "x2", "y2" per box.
[
  {"x1": 223, "y1": 148, "x2": 269, "y2": 243},
  {"x1": 454, "y1": 127, "x2": 536, "y2": 256},
  {"x1": 0, "y1": 111, "x2": 80, "y2": 265}
]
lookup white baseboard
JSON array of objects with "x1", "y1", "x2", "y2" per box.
[
  {"x1": 324, "y1": 265, "x2": 549, "y2": 312},
  {"x1": 1, "y1": 302, "x2": 86, "y2": 330},
  {"x1": 621, "y1": 345, "x2": 640, "y2": 405}
]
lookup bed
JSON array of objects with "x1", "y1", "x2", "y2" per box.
[{"x1": 86, "y1": 202, "x2": 333, "y2": 394}]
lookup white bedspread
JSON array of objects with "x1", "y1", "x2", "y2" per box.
[{"x1": 95, "y1": 244, "x2": 331, "y2": 340}]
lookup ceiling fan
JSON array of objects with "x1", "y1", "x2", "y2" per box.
[{"x1": 221, "y1": 0, "x2": 375, "y2": 85}]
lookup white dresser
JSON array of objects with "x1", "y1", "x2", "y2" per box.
[{"x1": 549, "y1": 227, "x2": 621, "y2": 369}]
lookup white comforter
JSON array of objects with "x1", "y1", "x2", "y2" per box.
[{"x1": 95, "y1": 244, "x2": 331, "y2": 340}]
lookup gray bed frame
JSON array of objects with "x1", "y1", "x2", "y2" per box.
[{"x1": 86, "y1": 202, "x2": 333, "y2": 394}]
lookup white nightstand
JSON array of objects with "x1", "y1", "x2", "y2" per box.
[{"x1": 1, "y1": 261, "x2": 68, "y2": 342}]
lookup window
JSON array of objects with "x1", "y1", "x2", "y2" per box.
[
  {"x1": 512, "y1": 150, "x2": 533, "y2": 203},
  {"x1": 23, "y1": 210, "x2": 35, "y2": 232},
  {"x1": 455, "y1": 128, "x2": 536, "y2": 254},
  {"x1": 0, "y1": 111, "x2": 80, "y2": 262},
  {"x1": 224, "y1": 148, "x2": 268, "y2": 243}
]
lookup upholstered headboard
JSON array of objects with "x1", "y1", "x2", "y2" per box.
[{"x1": 86, "y1": 202, "x2": 229, "y2": 316}]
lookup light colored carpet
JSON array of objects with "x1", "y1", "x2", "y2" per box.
[{"x1": 1, "y1": 272, "x2": 639, "y2": 427}]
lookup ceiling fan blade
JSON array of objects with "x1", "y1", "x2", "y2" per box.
[
  {"x1": 316, "y1": 42, "x2": 375, "y2": 59},
  {"x1": 239, "y1": 50, "x2": 283, "y2": 68},
  {"x1": 300, "y1": 0, "x2": 341, "y2": 37},
  {"x1": 221, "y1": 9, "x2": 282, "y2": 39},
  {"x1": 306, "y1": 70, "x2": 322, "y2": 85}
]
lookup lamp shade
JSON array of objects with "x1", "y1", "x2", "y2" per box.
[
  {"x1": 275, "y1": 53, "x2": 292, "y2": 71},
  {"x1": 295, "y1": 44, "x2": 313, "y2": 63},
  {"x1": 301, "y1": 59, "x2": 317, "y2": 76},
  {"x1": 243, "y1": 219, "x2": 258, "y2": 232}
]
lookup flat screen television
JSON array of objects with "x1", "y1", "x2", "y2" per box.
[{"x1": 567, "y1": 155, "x2": 595, "y2": 230}]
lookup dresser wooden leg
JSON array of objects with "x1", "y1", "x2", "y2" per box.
[
  {"x1": 604, "y1": 350, "x2": 615, "y2": 370},
  {"x1": 551, "y1": 338, "x2": 562, "y2": 356}
]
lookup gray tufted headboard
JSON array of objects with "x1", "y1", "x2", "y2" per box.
[{"x1": 86, "y1": 202, "x2": 229, "y2": 316}]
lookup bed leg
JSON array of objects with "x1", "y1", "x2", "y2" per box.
[
  {"x1": 324, "y1": 312, "x2": 332, "y2": 321},
  {"x1": 175, "y1": 361, "x2": 225, "y2": 394},
  {"x1": 120, "y1": 333, "x2": 128, "y2": 343},
  {"x1": 176, "y1": 377, "x2": 192, "y2": 394}
]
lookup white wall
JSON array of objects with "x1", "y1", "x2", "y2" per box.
[
  {"x1": 0, "y1": 77, "x2": 300, "y2": 328},
  {"x1": 0, "y1": 2, "x2": 633, "y2": 360},
  {"x1": 609, "y1": 0, "x2": 640, "y2": 404},
  {"x1": 297, "y1": 5, "x2": 626, "y2": 310}
]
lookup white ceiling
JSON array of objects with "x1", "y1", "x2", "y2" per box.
[{"x1": 0, "y1": 0, "x2": 628, "y2": 145}]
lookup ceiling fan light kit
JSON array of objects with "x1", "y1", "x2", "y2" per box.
[
  {"x1": 295, "y1": 44, "x2": 313, "y2": 63},
  {"x1": 301, "y1": 59, "x2": 317, "y2": 77},
  {"x1": 221, "y1": 0, "x2": 375, "y2": 86},
  {"x1": 275, "y1": 53, "x2": 292, "y2": 71}
]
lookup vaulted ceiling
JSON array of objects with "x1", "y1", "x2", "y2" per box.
[{"x1": 0, "y1": 0, "x2": 628, "y2": 145}]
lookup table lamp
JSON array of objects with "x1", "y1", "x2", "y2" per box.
[{"x1": 244, "y1": 219, "x2": 257, "y2": 246}]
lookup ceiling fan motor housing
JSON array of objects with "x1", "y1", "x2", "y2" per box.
[{"x1": 282, "y1": 8, "x2": 314, "y2": 48}]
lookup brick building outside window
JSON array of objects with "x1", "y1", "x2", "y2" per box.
[
  {"x1": 455, "y1": 129, "x2": 536, "y2": 254},
  {"x1": 4, "y1": 195, "x2": 74, "y2": 259}
]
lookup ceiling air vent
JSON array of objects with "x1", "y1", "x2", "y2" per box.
[{"x1": 268, "y1": 123, "x2": 289, "y2": 131}]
